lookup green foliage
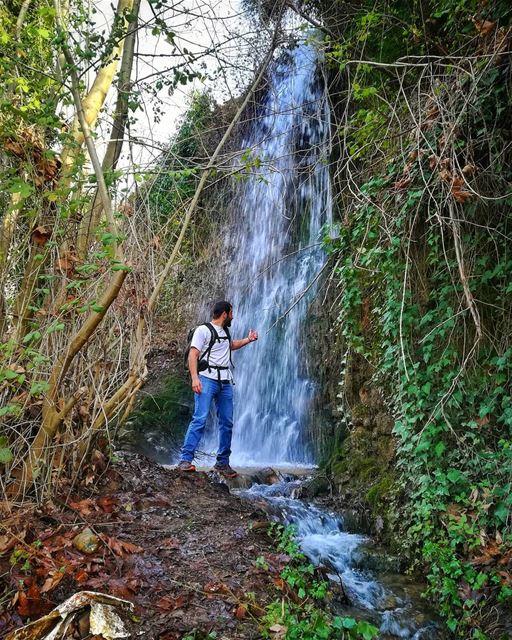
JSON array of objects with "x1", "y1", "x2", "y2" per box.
[
  {"x1": 321, "y1": 0, "x2": 512, "y2": 636},
  {"x1": 260, "y1": 525, "x2": 378, "y2": 640},
  {"x1": 145, "y1": 91, "x2": 215, "y2": 225}
]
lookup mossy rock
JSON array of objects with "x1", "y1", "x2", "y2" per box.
[
  {"x1": 118, "y1": 374, "x2": 193, "y2": 463},
  {"x1": 366, "y1": 472, "x2": 395, "y2": 508}
]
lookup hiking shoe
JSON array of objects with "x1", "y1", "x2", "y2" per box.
[
  {"x1": 177, "y1": 460, "x2": 196, "y2": 472},
  {"x1": 213, "y1": 463, "x2": 238, "y2": 479}
]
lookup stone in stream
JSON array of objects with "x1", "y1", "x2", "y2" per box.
[
  {"x1": 293, "y1": 474, "x2": 330, "y2": 499},
  {"x1": 252, "y1": 467, "x2": 283, "y2": 485}
]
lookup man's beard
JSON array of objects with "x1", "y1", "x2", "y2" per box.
[{"x1": 223, "y1": 318, "x2": 232, "y2": 328}]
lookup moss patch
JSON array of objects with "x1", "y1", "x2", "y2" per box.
[
  {"x1": 118, "y1": 374, "x2": 193, "y2": 463},
  {"x1": 325, "y1": 402, "x2": 399, "y2": 546}
]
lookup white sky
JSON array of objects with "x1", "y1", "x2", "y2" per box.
[{"x1": 91, "y1": 0, "x2": 266, "y2": 171}]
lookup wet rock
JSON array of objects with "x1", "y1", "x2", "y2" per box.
[
  {"x1": 293, "y1": 474, "x2": 330, "y2": 499},
  {"x1": 352, "y1": 542, "x2": 404, "y2": 574},
  {"x1": 252, "y1": 467, "x2": 282, "y2": 485},
  {"x1": 208, "y1": 471, "x2": 253, "y2": 490},
  {"x1": 72, "y1": 527, "x2": 100, "y2": 554}
]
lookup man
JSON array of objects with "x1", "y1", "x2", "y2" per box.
[{"x1": 177, "y1": 300, "x2": 258, "y2": 478}]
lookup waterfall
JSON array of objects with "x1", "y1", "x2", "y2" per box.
[{"x1": 204, "y1": 42, "x2": 332, "y2": 466}]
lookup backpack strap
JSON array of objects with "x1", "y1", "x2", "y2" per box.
[
  {"x1": 203, "y1": 323, "x2": 233, "y2": 381},
  {"x1": 202, "y1": 322, "x2": 217, "y2": 370}
]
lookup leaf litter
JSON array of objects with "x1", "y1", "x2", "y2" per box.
[{"x1": 0, "y1": 453, "x2": 283, "y2": 639}]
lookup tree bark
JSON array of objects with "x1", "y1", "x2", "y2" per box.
[
  {"x1": 77, "y1": 0, "x2": 141, "y2": 259},
  {"x1": 60, "y1": 0, "x2": 136, "y2": 182}
]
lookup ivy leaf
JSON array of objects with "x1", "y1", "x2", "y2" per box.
[
  {"x1": 435, "y1": 441, "x2": 446, "y2": 457},
  {"x1": 447, "y1": 469, "x2": 462, "y2": 483},
  {"x1": 0, "y1": 448, "x2": 13, "y2": 464},
  {"x1": 494, "y1": 503, "x2": 508, "y2": 524}
]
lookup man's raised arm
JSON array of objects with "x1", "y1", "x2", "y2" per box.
[{"x1": 231, "y1": 329, "x2": 258, "y2": 351}]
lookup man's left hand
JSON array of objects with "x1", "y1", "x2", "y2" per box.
[{"x1": 248, "y1": 329, "x2": 258, "y2": 342}]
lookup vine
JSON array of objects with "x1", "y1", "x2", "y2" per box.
[{"x1": 320, "y1": 0, "x2": 512, "y2": 636}]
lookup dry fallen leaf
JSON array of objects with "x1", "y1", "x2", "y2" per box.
[
  {"x1": 40, "y1": 570, "x2": 65, "y2": 594},
  {"x1": 68, "y1": 498, "x2": 96, "y2": 516},
  {"x1": 234, "y1": 603, "x2": 247, "y2": 619},
  {"x1": 269, "y1": 623, "x2": 288, "y2": 639},
  {"x1": 31, "y1": 226, "x2": 51, "y2": 247},
  {"x1": 462, "y1": 163, "x2": 477, "y2": 176},
  {"x1": 474, "y1": 19, "x2": 496, "y2": 35},
  {"x1": 393, "y1": 176, "x2": 411, "y2": 190},
  {"x1": 101, "y1": 535, "x2": 143, "y2": 556},
  {"x1": 97, "y1": 496, "x2": 116, "y2": 513}
]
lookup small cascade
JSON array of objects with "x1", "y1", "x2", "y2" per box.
[
  {"x1": 242, "y1": 481, "x2": 445, "y2": 639},
  {"x1": 203, "y1": 42, "x2": 332, "y2": 465}
]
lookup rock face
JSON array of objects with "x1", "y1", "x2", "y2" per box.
[{"x1": 325, "y1": 379, "x2": 398, "y2": 546}]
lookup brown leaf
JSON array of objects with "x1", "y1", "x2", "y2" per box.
[
  {"x1": 16, "y1": 582, "x2": 44, "y2": 618},
  {"x1": 248, "y1": 602, "x2": 265, "y2": 617},
  {"x1": 97, "y1": 496, "x2": 116, "y2": 513},
  {"x1": 108, "y1": 577, "x2": 138, "y2": 599},
  {"x1": 269, "y1": 624, "x2": 288, "y2": 639},
  {"x1": 498, "y1": 570, "x2": 512, "y2": 585},
  {"x1": 234, "y1": 603, "x2": 247, "y2": 619},
  {"x1": 462, "y1": 163, "x2": 477, "y2": 176},
  {"x1": 274, "y1": 577, "x2": 285, "y2": 591},
  {"x1": 101, "y1": 535, "x2": 143, "y2": 556},
  {"x1": 0, "y1": 534, "x2": 17, "y2": 555},
  {"x1": 68, "y1": 498, "x2": 96, "y2": 516},
  {"x1": 56, "y1": 251, "x2": 79, "y2": 274},
  {"x1": 470, "y1": 542, "x2": 501, "y2": 566},
  {"x1": 31, "y1": 226, "x2": 51, "y2": 247},
  {"x1": 393, "y1": 176, "x2": 411, "y2": 190},
  {"x1": 156, "y1": 594, "x2": 188, "y2": 611},
  {"x1": 159, "y1": 537, "x2": 180, "y2": 549},
  {"x1": 5, "y1": 139, "x2": 25, "y2": 157},
  {"x1": 438, "y1": 168, "x2": 452, "y2": 183},
  {"x1": 474, "y1": 19, "x2": 496, "y2": 35},
  {"x1": 40, "y1": 570, "x2": 65, "y2": 593},
  {"x1": 451, "y1": 176, "x2": 472, "y2": 204},
  {"x1": 74, "y1": 568, "x2": 89, "y2": 584},
  {"x1": 204, "y1": 581, "x2": 231, "y2": 595}
]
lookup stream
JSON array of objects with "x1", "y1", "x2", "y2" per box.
[{"x1": 235, "y1": 473, "x2": 446, "y2": 640}]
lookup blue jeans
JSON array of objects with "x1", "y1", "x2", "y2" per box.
[{"x1": 180, "y1": 375, "x2": 234, "y2": 465}]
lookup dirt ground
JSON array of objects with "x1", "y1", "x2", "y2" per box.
[{"x1": 0, "y1": 453, "x2": 289, "y2": 639}]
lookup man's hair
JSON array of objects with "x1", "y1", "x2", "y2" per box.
[{"x1": 212, "y1": 300, "x2": 232, "y2": 319}]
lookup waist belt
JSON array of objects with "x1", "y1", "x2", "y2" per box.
[{"x1": 207, "y1": 364, "x2": 232, "y2": 385}]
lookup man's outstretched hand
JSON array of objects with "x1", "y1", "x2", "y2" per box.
[
  {"x1": 192, "y1": 376, "x2": 202, "y2": 394},
  {"x1": 248, "y1": 329, "x2": 258, "y2": 342}
]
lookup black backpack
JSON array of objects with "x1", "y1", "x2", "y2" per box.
[{"x1": 184, "y1": 322, "x2": 232, "y2": 374}]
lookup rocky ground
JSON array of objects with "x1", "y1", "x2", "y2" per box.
[{"x1": 0, "y1": 454, "x2": 292, "y2": 640}]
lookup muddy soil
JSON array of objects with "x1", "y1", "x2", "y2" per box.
[{"x1": 0, "y1": 454, "x2": 285, "y2": 639}]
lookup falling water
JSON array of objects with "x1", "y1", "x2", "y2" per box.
[{"x1": 204, "y1": 42, "x2": 332, "y2": 466}]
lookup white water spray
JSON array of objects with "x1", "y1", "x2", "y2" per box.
[{"x1": 204, "y1": 43, "x2": 332, "y2": 465}]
